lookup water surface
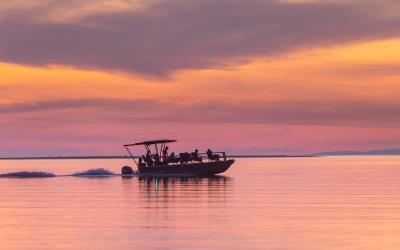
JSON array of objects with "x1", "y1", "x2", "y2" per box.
[{"x1": 1, "y1": 156, "x2": 400, "y2": 249}]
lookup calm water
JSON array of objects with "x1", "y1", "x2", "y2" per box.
[{"x1": 1, "y1": 156, "x2": 400, "y2": 249}]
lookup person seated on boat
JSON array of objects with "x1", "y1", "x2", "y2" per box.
[
  {"x1": 169, "y1": 152, "x2": 179, "y2": 164},
  {"x1": 207, "y1": 149, "x2": 220, "y2": 161},
  {"x1": 206, "y1": 149, "x2": 213, "y2": 159},
  {"x1": 154, "y1": 153, "x2": 161, "y2": 166},
  {"x1": 145, "y1": 149, "x2": 151, "y2": 160},
  {"x1": 145, "y1": 157, "x2": 153, "y2": 167},
  {"x1": 139, "y1": 155, "x2": 147, "y2": 167},
  {"x1": 179, "y1": 152, "x2": 191, "y2": 164},
  {"x1": 191, "y1": 149, "x2": 202, "y2": 162},
  {"x1": 145, "y1": 152, "x2": 153, "y2": 167},
  {"x1": 162, "y1": 146, "x2": 169, "y2": 163}
]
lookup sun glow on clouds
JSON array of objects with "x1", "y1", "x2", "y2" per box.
[
  {"x1": 1, "y1": 37, "x2": 400, "y2": 155},
  {"x1": 1, "y1": 0, "x2": 400, "y2": 155},
  {"x1": 2, "y1": 38, "x2": 400, "y2": 105},
  {"x1": 177, "y1": 39, "x2": 400, "y2": 102}
]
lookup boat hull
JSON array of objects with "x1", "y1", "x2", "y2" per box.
[{"x1": 136, "y1": 159, "x2": 234, "y2": 177}]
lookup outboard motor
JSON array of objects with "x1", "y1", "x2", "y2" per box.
[{"x1": 121, "y1": 166, "x2": 134, "y2": 175}]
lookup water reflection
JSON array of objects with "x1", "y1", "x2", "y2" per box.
[
  {"x1": 4, "y1": 158, "x2": 400, "y2": 249},
  {"x1": 138, "y1": 176, "x2": 231, "y2": 191},
  {"x1": 121, "y1": 176, "x2": 232, "y2": 206}
]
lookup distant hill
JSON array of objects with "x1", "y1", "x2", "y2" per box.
[{"x1": 317, "y1": 148, "x2": 400, "y2": 156}]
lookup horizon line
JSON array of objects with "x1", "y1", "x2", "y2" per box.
[{"x1": 0, "y1": 154, "x2": 315, "y2": 160}]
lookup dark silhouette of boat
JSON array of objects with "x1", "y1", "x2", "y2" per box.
[{"x1": 121, "y1": 139, "x2": 234, "y2": 177}]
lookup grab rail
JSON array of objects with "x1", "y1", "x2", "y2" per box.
[{"x1": 197, "y1": 152, "x2": 227, "y2": 161}]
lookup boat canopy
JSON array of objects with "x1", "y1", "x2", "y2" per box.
[
  {"x1": 124, "y1": 139, "x2": 176, "y2": 166},
  {"x1": 124, "y1": 139, "x2": 176, "y2": 147}
]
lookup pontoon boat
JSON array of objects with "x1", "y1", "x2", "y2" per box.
[{"x1": 121, "y1": 139, "x2": 234, "y2": 177}]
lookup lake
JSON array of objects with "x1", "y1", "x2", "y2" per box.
[{"x1": 1, "y1": 156, "x2": 400, "y2": 249}]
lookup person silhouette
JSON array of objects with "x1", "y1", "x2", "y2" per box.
[
  {"x1": 207, "y1": 149, "x2": 213, "y2": 159},
  {"x1": 162, "y1": 146, "x2": 169, "y2": 163},
  {"x1": 154, "y1": 154, "x2": 161, "y2": 165},
  {"x1": 191, "y1": 149, "x2": 201, "y2": 162}
]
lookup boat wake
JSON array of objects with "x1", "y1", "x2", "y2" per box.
[
  {"x1": 0, "y1": 171, "x2": 56, "y2": 178},
  {"x1": 0, "y1": 168, "x2": 116, "y2": 178},
  {"x1": 71, "y1": 168, "x2": 115, "y2": 177}
]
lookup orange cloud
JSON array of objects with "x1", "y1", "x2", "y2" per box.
[{"x1": 1, "y1": 38, "x2": 400, "y2": 155}]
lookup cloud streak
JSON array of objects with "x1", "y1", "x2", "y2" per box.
[
  {"x1": 2, "y1": 98, "x2": 400, "y2": 128},
  {"x1": 0, "y1": 0, "x2": 400, "y2": 75}
]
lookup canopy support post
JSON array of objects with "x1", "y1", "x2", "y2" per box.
[
  {"x1": 124, "y1": 145, "x2": 138, "y2": 167},
  {"x1": 155, "y1": 144, "x2": 159, "y2": 155}
]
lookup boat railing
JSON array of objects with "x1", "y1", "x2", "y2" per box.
[
  {"x1": 138, "y1": 151, "x2": 228, "y2": 167},
  {"x1": 197, "y1": 152, "x2": 227, "y2": 161}
]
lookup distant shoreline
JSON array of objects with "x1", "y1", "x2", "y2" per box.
[
  {"x1": 0, "y1": 155, "x2": 316, "y2": 160},
  {"x1": 3, "y1": 154, "x2": 400, "y2": 160}
]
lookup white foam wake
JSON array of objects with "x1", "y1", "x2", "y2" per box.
[
  {"x1": 71, "y1": 168, "x2": 115, "y2": 177},
  {"x1": 0, "y1": 171, "x2": 56, "y2": 178}
]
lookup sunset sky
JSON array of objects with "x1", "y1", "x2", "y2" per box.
[{"x1": 1, "y1": 0, "x2": 400, "y2": 156}]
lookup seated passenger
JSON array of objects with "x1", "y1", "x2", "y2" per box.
[
  {"x1": 154, "y1": 154, "x2": 161, "y2": 166},
  {"x1": 207, "y1": 149, "x2": 220, "y2": 161},
  {"x1": 179, "y1": 152, "x2": 190, "y2": 164},
  {"x1": 191, "y1": 149, "x2": 202, "y2": 162},
  {"x1": 162, "y1": 146, "x2": 169, "y2": 163},
  {"x1": 169, "y1": 152, "x2": 179, "y2": 163},
  {"x1": 206, "y1": 149, "x2": 213, "y2": 159},
  {"x1": 145, "y1": 157, "x2": 154, "y2": 167},
  {"x1": 140, "y1": 155, "x2": 148, "y2": 167}
]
